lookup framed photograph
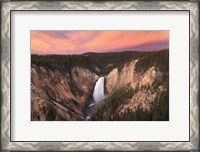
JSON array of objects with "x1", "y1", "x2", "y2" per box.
[{"x1": 1, "y1": 0, "x2": 199, "y2": 151}]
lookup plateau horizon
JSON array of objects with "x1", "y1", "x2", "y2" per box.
[{"x1": 31, "y1": 48, "x2": 169, "y2": 55}]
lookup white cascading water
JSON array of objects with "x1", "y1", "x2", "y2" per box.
[
  {"x1": 93, "y1": 77, "x2": 105, "y2": 102},
  {"x1": 84, "y1": 77, "x2": 105, "y2": 120}
]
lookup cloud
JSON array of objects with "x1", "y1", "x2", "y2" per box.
[{"x1": 31, "y1": 31, "x2": 169, "y2": 54}]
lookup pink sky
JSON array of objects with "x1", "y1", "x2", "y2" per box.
[{"x1": 31, "y1": 31, "x2": 169, "y2": 54}]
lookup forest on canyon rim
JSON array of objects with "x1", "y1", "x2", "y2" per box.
[{"x1": 31, "y1": 49, "x2": 169, "y2": 121}]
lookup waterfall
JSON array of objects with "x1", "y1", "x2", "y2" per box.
[
  {"x1": 93, "y1": 77, "x2": 105, "y2": 102},
  {"x1": 84, "y1": 76, "x2": 105, "y2": 120}
]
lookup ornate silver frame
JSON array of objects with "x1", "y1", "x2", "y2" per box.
[{"x1": 1, "y1": 1, "x2": 199, "y2": 151}]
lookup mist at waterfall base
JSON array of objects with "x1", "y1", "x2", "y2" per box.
[{"x1": 84, "y1": 77, "x2": 106, "y2": 121}]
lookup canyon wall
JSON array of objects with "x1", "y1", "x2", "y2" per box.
[
  {"x1": 105, "y1": 60, "x2": 138, "y2": 94},
  {"x1": 31, "y1": 64, "x2": 98, "y2": 121},
  {"x1": 105, "y1": 59, "x2": 167, "y2": 114}
]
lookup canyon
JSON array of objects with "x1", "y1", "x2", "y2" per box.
[{"x1": 31, "y1": 49, "x2": 169, "y2": 121}]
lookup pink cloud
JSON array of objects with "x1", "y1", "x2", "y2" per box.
[{"x1": 31, "y1": 31, "x2": 169, "y2": 54}]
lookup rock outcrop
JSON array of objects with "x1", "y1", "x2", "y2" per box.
[
  {"x1": 71, "y1": 67, "x2": 99, "y2": 95},
  {"x1": 31, "y1": 64, "x2": 98, "y2": 121},
  {"x1": 103, "y1": 59, "x2": 168, "y2": 116},
  {"x1": 105, "y1": 60, "x2": 138, "y2": 94}
]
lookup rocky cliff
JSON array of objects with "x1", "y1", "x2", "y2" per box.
[
  {"x1": 105, "y1": 61, "x2": 166, "y2": 113},
  {"x1": 92, "y1": 50, "x2": 169, "y2": 121},
  {"x1": 105, "y1": 60, "x2": 138, "y2": 94},
  {"x1": 31, "y1": 64, "x2": 98, "y2": 121}
]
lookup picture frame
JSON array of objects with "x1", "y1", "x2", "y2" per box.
[{"x1": 1, "y1": 0, "x2": 199, "y2": 151}]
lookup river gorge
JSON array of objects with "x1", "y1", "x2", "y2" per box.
[{"x1": 31, "y1": 50, "x2": 169, "y2": 121}]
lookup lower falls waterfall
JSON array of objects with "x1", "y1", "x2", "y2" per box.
[
  {"x1": 93, "y1": 77, "x2": 105, "y2": 102},
  {"x1": 84, "y1": 76, "x2": 105, "y2": 120}
]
